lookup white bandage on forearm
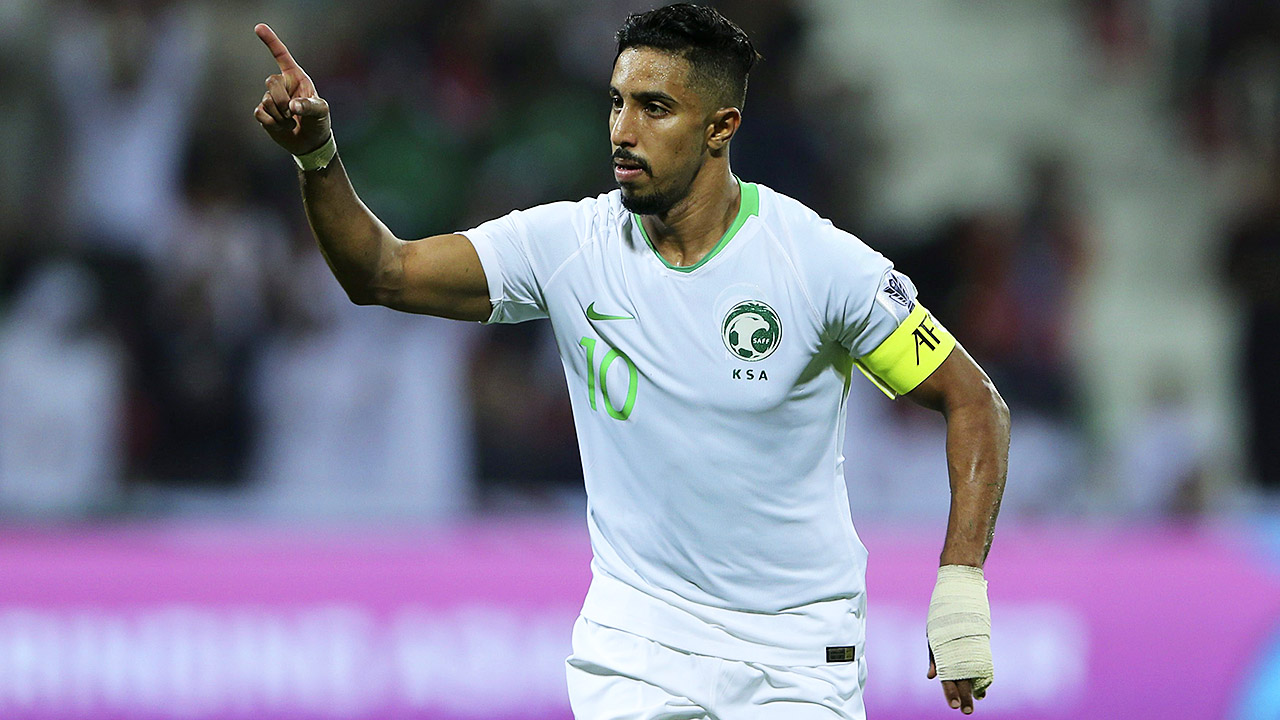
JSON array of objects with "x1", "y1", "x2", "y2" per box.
[
  {"x1": 927, "y1": 565, "x2": 994, "y2": 694},
  {"x1": 293, "y1": 134, "x2": 337, "y2": 172}
]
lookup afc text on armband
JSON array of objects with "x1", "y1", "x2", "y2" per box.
[{"x1": 913, "y1": 315, "x2": 941, "y2": 365}]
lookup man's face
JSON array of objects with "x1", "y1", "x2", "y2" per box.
[{"x1": 609, "y1": 47, "x2": 712, "y2": 215}]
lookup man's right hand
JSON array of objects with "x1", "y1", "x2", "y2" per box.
[
  {"x1": 253, "y1": 23, "x2": 331, "y2": 157},
  {"x1": 251, "y1": 22, "x2": 492, "y2": 323}
]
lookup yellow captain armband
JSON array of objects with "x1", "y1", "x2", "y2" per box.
[{"x1": 854, "y1": 304, "x2": 956, "y2": 398}]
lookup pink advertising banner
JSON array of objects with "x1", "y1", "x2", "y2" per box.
[{"x1": 0, "y1": 520, "x2": 1277, "y2": 719}]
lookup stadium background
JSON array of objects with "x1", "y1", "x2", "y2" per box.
[{"x1": 1, "y1": 0, "x2": 1278, "y2": 717}]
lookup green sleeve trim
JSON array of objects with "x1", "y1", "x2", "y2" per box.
[{"x1": 634, "y1": 179, "x2": 759, "y2": 273}]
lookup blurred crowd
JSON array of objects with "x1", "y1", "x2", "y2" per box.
[{"x1": 0, "y1": 0, "x2": 1275, "y2": 520}]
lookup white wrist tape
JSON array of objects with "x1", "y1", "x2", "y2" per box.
[
  {"x1": 927, "y1": 565, "x2": 994, "y2": 695},
  {"x1": 294, "y1": 135, "x2": 337, "y2": 171}
]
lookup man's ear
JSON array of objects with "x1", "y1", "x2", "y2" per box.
[{"x1": 706, "y1": 107, "x2": 742, "y2": 155}]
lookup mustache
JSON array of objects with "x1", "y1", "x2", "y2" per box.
[{"x1": 611, "y1": 149, "x2": 651, "y2": 174}]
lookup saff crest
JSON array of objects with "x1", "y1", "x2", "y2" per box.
[{"x1": 722, "y1": 301, "x2": 782, "y2": 361}]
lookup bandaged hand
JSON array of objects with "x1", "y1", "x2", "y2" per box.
[{"x1": 926, "y1": 565, "x2": 993, "y2": 712}]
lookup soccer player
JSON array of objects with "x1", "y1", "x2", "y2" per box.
[{"x1": 254, "y1": 5, "x2": 1010, "y2": 718}]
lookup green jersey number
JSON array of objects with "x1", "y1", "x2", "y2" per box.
[{"x1": 578, "y1": 336, "x2": 638, "y2": 420}]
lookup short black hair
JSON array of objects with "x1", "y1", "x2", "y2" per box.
[{"x1": 615, "y1": 3, "x2": 760, "y2": 111}]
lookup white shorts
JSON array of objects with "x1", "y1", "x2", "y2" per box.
[{"x1": 565, "y1": 617, "x2": 867, "y2": 720}]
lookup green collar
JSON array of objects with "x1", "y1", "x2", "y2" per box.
[{"x1": 634, "y1": 179, "x2": 760, "y2": 273}]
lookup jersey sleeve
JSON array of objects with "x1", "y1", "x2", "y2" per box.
[
  {"x1": 801, "y1": 224, "x2": 955, "y2": 399},
  {"x1": 459, "y1": 201, "x2": 585, "y2": 324},
  {"x1": 850, "y1": 271, "x2": 956, "y2": 399}
]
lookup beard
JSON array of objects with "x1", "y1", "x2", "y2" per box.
[
  {"x1": 613, "y1": 146, "x2": 700, "y2": 216},
  {"x1": 619, "y1": 183, "x2": 683, "y2": 215}
]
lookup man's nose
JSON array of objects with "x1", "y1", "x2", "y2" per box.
[{"x1": 610, "y1": 109, "x2": 636, "y2": 147}]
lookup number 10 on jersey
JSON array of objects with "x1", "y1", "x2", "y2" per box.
[{"x1": 578, "y1": 337, "x2": 638, "y2": 420}]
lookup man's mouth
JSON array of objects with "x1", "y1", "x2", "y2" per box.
[{"x1": 612, "y1": 152, "x2": 649, "y2": 182}]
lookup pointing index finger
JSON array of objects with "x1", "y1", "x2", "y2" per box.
[{"x1": 255, "y1": 23, "x2": 302, "y2": 73}]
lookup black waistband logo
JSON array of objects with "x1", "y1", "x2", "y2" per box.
[{"x1": 826, "y1": 646, "x2": 856, "y2": 663}]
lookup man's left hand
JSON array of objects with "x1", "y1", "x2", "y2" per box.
[
  {"x1": 928, "y1": 646, "x2": 983, "y2": 714},
  {"x1": 925, "y1": 564, "x2": 994, "y2": 714}
]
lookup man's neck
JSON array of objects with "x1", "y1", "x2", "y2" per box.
[{"x1": 640, "y1": 167, "x2": 741, "y2": 269}]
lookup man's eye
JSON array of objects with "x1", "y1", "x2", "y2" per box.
[
  {"x1": 610, "y1": 96, "x2": 623, "y2": 109},
  {"x1": 646, "y1": 104, "x2": 667, "y2": 115}
]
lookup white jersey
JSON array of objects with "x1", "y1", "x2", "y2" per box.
[{"x1": 463, "y1": 180, "x2": 954, "y2": 666}]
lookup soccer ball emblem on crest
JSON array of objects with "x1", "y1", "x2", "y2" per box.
[{"x1": 722, "y1": 300, "x2": 782, "y2": 361}]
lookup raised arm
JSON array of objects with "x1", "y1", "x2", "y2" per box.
[
  {"x1": 907, "y1": 344, "x2": 1010, "y2": 715},
  {"x1": 252, "y1": 24, "x2": 491, "y2": 321}
]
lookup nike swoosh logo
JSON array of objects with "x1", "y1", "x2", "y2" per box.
[{"x1": 586, "y1": 302, "x2": 635, "y2": 321}]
